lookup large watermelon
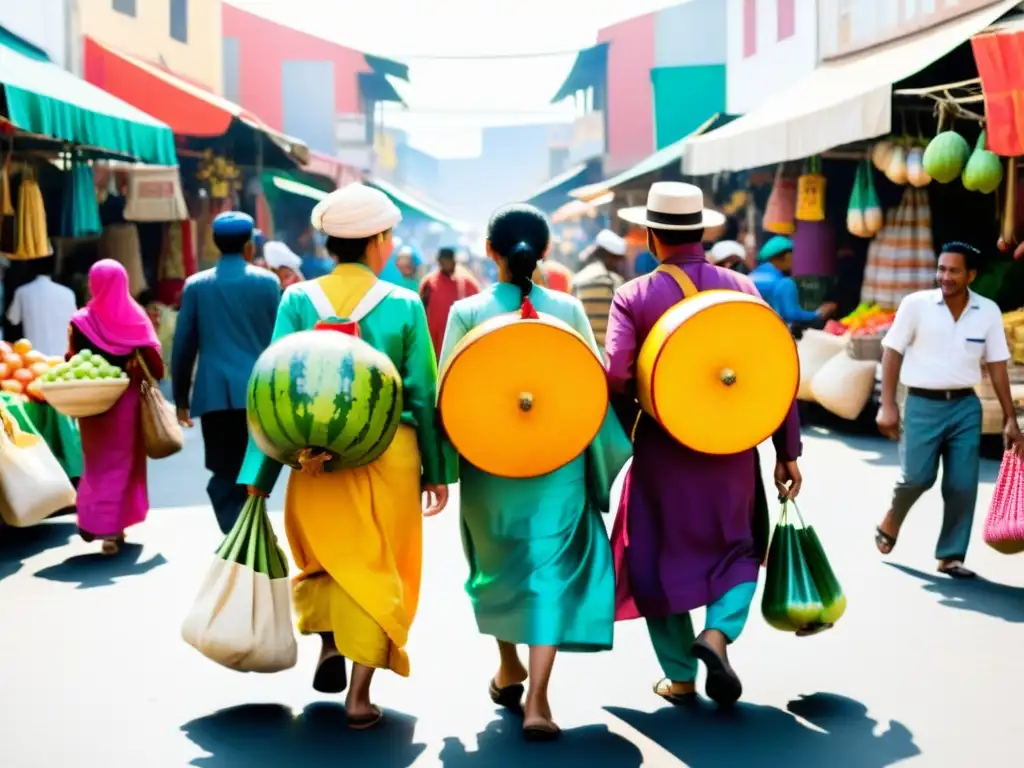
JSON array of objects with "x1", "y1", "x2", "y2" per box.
[{"x1": 247, "y1": 330, "x2": 403, "y2": 471}]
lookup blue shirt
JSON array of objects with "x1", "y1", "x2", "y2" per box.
[
  {"x1": 634, "y1": 251, "x2": 659, "y2": 276},
  {"x1": 301, "y1": 255, "x2": 335, "y2": 280},
  {"x1": 749, "y1": 262, "x2": 818, "y2": 325}
]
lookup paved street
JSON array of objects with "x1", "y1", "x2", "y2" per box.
[{"x1": 1, "y1": 424, "x2": 1022, "y2": 767}]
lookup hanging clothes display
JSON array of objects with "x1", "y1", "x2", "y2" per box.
[
  {"x1": 859, "y1": 187, "x2": 935, "y2": 311},
  {"x1": 13, "y1": 165, "x2": 51, "y2": 260},
  {"x1": 60, "y1": 156, "x2": 102, "y2": 238},
  {"x1": 98, "y1": 223, "x2": 147, "y2": 297}
]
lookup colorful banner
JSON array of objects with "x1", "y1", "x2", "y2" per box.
[{"x1": 972, "y1": 28, "x2": 1024, "y2": 157}]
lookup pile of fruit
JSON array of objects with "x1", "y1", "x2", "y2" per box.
[
  {"x1": 0, "y1": 339, "x2": 63, "y2": 402},
  {"x1": 822, "y1": 304, "x2": 895, "y2": 337},
  {"x1": 40, "y1": 350, "x2": 127, "y2": 386},
  {"x1": 1002, "y1": 310, "x2": 1024, "y2": 364}
]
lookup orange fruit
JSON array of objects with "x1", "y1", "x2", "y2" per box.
[
  {"x1": 3, "y1": 353, "x2": 23, "y2": 371},
  {"x1": 47, "y1": 356, "x2": 63, "y2": 368},
  {"x1": 1, "y1": 379, "x2": 24, "y2": 395},
  {"x1": 12, "y1": 339, "x2": 32, "y2": 356},
  {"x1": 29, "y1": 362, "x2": 49, "y2": 378},
  {"x1": 25, "y1": 378, "x2": 44, "y2": 403},
  {"x1": 13, "y1": 368, "x2": 34, "y2": 385},
  {"x1": 23, "y1": 350, "x2": 45, "y2": 365}
]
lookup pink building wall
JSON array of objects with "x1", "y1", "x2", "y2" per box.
[
  {"x1": 599, "y1": 13, "x2": 657, "y2": 173},
  {"x1": 221, "y1": 4, "x2": 367, "y2": 131}
]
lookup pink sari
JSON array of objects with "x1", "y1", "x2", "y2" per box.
[{"x1": 71, "y1": 260, "x2": 163, "y2": 539}]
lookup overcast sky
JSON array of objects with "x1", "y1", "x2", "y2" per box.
[{"x1": 230, "y1": 0, "x2": 688, "y2": 157}]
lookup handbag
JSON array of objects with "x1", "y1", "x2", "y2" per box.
[
  {"x1": 0, "y1": 407, "x2": 76, "y2": 527},
  {"x1": 135, "y1": 352, "x2": 184, "y2": 460},
  {"x1": 181, "y1": 495, "x2": 298, "y2": 673},
  {"x1": 983, "y1": 451, "x2": 1024, "y2": 554},
  {"x1": 761, "y1": 502, "x2": 846, "y2": 635}
]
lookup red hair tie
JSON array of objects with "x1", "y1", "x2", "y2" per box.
[{"x1": 520, "y1": 297, "x2": 539, "y2": 319}]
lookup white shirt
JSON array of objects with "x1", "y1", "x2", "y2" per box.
[
  {"x1": 6, "y1": 276, "x2": 78, "y2": 357},
  {"x1": 882, "y1": 288, "x2": 1009, "y2": 389}
]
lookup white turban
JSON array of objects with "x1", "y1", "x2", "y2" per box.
[
  {"x1": 311, "y1": 183, "x2": 402, "y2": 239},
  {"x1": 595, "y1": 229, "x2": 627, "y2": 256},
  {"x1": 709, "y1": 240, "x2": 746, "y2": 264},
  {"x1": 263, "y1": 241, "x2": 303, "y2": 271}
]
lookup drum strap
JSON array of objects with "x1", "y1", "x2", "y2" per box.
[
  {"x1": 655, "y1": 263, "x2": 699, "y2": 299},
  {"x1": 631, "y1": 264, "x2": 701, "y2": 441},
  {"x1": 300, "y1": 280, "x2": 393, "y2": 322}
]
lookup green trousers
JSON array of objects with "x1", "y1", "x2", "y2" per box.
[{"x1": 646, "y1": 581, "x2": 757, "y2": 683}]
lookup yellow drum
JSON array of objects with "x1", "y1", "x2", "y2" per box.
[
  {"x1": 637, "y1": 265, "x2": 798, "y2": 455},
  {"x1": 439, "y1": 310, "x2": 608, "y2": 478}
]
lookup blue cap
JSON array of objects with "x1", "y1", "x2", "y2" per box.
[
  {"x1": 212, "y1": 211, "x2": 255, "y2": 239},
  {"x1": 758, "y1": 235, "x2": 794, "y2": 263},
  {"x1": 252, "y1": 228, "x2": 267, "y2": 246}
]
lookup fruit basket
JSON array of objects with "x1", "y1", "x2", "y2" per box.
[{"x1": 36, "y1": 350, "x2": 129, "y2": 419}]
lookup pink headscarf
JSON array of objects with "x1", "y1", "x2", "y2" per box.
[{"x1": 71, "y1": 259, "x2": 160, "y2": 356}]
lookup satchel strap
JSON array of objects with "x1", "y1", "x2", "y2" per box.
[
  {"x1": 134, "y1": 351, "x2": 158, "y2": 388},
  {"x1": 300, "y1": 279, "x2": 393, "y2": 323}
]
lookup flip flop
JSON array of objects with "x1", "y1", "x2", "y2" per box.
[
  {"x1": 938, "y1": 562, "x2": 976, "y2": 580},
  {"x1": 523, "y1": 721, "x2": 561, "y2": 742},
  {"x1": 653, "y1": 678, "x2": 698, "y2": 706},
  {"x1": 875, "y1": 527, "x2": 897, "y2": 555},
  {"x1": 489, "y1": 679, "x2": 525, "y2": 712},
  {"x1": 347, "y1": 704, "x2": 383, "y2": 731},
  {"x1": 312, "y1": 654, "x2": 347, "y2": 694},
  {"x1": 692, "y1": 633, "x2": 742, "y2": 706}
]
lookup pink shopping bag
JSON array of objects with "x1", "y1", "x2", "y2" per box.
[{"x1": 984, "y1": 451, "x2": 1024, "y2": 554}]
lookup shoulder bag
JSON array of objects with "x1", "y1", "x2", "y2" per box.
[{"x1": 135, "y1": 351, "x2": 184, "y2": 460}]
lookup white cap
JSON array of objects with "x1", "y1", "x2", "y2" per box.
[
  {"x1": 595, "y1": 229, "x2": 627, "y2": 256},
  {"x1": 263, "y1": 241, "x2": 303, "y2": 271},
  {"x1": 709, "y1": 240, "x2": 746, "y2": 264},
  {"x1": 311, "y1": 183, "x2": 402, "y2": 238}
]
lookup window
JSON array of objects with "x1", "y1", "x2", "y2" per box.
[
  {"x1": 170, "y1": 0, "x2": 188, "y2": 43},
  {"x1": 743, "y1": 0, "x2": 757, "y2": 58},
  {"x1": 112, "y1": 0, "x2": 136, "y2": 16},
  {"x1": 777, "y1": 0, "x2": 795, "y2": 41}
]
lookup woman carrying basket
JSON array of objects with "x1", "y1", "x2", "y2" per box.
[
  {"x1": 438, "y1": 204, "x2": 631, "y2": 741},
  {"x1": 69, "y1": 259, "x2": 164, "y2": 555}
]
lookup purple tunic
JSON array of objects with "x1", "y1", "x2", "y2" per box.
[{"x1": 605, "y1": 245, "x2": 802, "y2": 621}]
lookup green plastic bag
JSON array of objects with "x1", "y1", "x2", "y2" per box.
[{"x1": 761, "y1": 503, "x2": 844, "y2": 635}]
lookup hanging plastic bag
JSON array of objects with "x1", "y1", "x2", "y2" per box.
[
  {"x1": 796, "y1": 157, "x2": 826, "y2": 222},
  {"x1": 181, "y1": 496, "x2": 298, "y2": 673},
  {"x1": 983, "y1": 451, "x2": 1024, "y2": 554},
  {"x1": 761, "y1": 502, "x2": 845, "y2": 635},
  {"x1": 0, "y1": 407, "x2": 76, "y2": 527},
  {"x1": 846, "y1": 162, "x2": 868, "y2": 238},
  {"x1": 764, "y1": 165, "x2": 798, "y2": 235},
  {"x1": 862, "y1": 160, "x2": 884, "y2": 235}
]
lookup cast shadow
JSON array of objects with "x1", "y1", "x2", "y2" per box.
[
  {"x1": 439, "y1": 709, "x2": 643, "y2": 768},
  {"x1": 181, "y1": 703, "x2": 425, "y2": 768},
  {"x1": 607, "y1": 693, "x2": 919, "y2": 768},
  {"x1": 0, "y1": 521, "x2": 77, "y2": 582},
  {"x1": 32, "y1": 542, "x2": 167, "y2": 589},
  {"x1": 885, "y1": 562, "x2": 1024, "y2": 623}
]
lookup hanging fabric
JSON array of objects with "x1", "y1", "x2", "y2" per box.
[
  {"x1": 763, "y1": 165, "x2": 798, "y2": 235},
  {"x1": 795, "y1": 156, "x2": 826, "y2": 222},
  {"x1": 860, "y1": 186, "x2": 935, "y2": 311},
  {"x1": 60, "y1": 154, "x2": 102, "y2": 238}
]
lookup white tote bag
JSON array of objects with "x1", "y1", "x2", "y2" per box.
[
  {"x1": 181, "y1": 559, "x2": 298, "y2": 673},
  {"x1": 0, "y1": 409, "x2": 76, "y2": 527}
]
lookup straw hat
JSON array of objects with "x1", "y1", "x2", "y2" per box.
[{"x1": 617, "y1": 182, "x2": 725, "y2": 231}]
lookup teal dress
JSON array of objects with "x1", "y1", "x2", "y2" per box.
[{"x1": 439, "y1": 283, "x2": 632, "y2": 651}]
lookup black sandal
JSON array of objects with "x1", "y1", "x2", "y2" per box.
[
  {"x1": 875, "y1": 527, "x2": 897, "y2": 555},
  {"x1": 347, "y1": 704, "x2": 383, "y2": 731},
  {"x1": 653, "y1": 678, "x2": 698, "y2": 706},
  {"x1": 489, "y1": 679, "x2": 525, "y2": 712},
  {"x1": 938, "y1": 562, "x2": 976, "y2": 580},
  {"x1": 312, "y1": 654, "x2": 347, "y2": 694},
  {"x1": 692, "y1": 633, "x2": 742, "y2": 706}
]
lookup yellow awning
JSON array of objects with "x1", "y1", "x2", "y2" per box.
[{"x1": 684, "y1": 0, "x2": 1019, "y2": 175}]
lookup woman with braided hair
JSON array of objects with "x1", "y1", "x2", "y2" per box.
[{"x1": 439, "y1": 203, "x2": 631, "y2": 741}]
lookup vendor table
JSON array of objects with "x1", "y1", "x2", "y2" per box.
[{"x1": 0, "y1": 393, "x2": 82, "y2": 479}]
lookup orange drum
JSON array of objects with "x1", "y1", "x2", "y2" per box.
[
  {"x1": 636, "y1": 265, "x2": 799, "y2": 455},
  {"x1": 438, "y1": 310, "x2": 608, "y2": 478}
]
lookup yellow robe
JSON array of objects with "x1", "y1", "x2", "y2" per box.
[{"x1": 239, "y1": 264, "x2": 455, "y2": 676}]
